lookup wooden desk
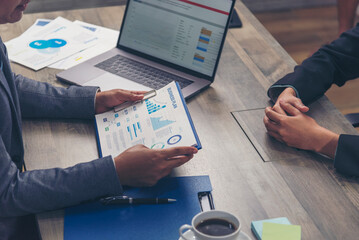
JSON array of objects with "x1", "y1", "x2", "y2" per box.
[{"x1": 2, "y1": 2, "x2": 359, "y2": 239}]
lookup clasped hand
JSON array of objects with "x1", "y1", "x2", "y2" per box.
[{"x1": 263, "y1": 87, "x2": 338, "y2": 158}]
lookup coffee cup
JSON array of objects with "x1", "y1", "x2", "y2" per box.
[{"x1": 179, "y1": 210, "x2": 241, "y2": 240}]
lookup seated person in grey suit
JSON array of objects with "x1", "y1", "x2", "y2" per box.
[
  {"x1": 264, "y1": 23, "x2": 359, "y2": 176},
  {"x1": 0, "y1": 0, "x2": 198, "y2": 239}
]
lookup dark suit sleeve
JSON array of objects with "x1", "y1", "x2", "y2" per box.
[
  {"x1": 334, "y1": 135, "x2": 359, "y2": 176},
  {"x1": 268, "y1": 23, "x2": 359, "y2": 105},
  {"x1": 266, "y1": 24, "x2": 359, "y2": 176}
]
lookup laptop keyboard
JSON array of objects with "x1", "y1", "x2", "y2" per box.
[{"x1": 95, "y1": 55, "x2": 193, "y2": 90}]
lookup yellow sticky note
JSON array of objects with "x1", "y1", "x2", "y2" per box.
[{"x1": 262, "y1": 222, "x2": 301, "y2": 240}]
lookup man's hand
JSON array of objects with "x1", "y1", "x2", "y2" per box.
[
  {"x1": 95, "y1": 89, "x2": 146, "y2": 114},
  {"x1": 264, "y1": 100, "x2": 339, "y2": 158},
  {"x1": 272, "y1": 87, "x2": 309, "y2": 115},
  {"x1": 114, "y1": 145, "x2": 198, "y2": 187}
]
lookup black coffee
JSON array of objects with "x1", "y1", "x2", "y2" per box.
[{"x1": 195, "y1": 218, "x2": 237, "y2": 236}]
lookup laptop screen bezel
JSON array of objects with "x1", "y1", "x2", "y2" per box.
[{"x1": 116, "y1": 0, "x2": 236, "y2": 82}]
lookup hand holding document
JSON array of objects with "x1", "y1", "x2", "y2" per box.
[{"x1": 95, "y1": 81, "x2": 201, "y2": 158}]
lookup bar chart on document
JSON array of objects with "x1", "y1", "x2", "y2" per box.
[{"x1": 95, "y1": 82, "x2": 200, "y2": 157}]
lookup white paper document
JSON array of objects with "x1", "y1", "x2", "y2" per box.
[
  {"x1": 21, "y1": 19, "x2": 52, "y2": 36},
  {"x1": 49, "y1": 21, "x2": 119, "y2": 70},
  {"x1": 95, "y1": 82, "x2": 201, "y2": 157},
  {"x1": 5, "y1": 17, "x2": 99, "y2": 71}
]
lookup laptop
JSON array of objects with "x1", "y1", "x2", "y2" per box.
[{"x1": 57, "y1": 0, "x2": 236, "y2": 98}]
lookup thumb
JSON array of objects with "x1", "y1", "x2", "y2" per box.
[
  {"x1": 292, "y1": 98, "x2": 309, "y2": 113},
  {"x1": 160, "y1": 146, "x2": 198, "y2": 159},
  {"x1": 279, "y1": 100, "x2": 301, "y2": 116},
  {"x1": 117, "y1": 90, "x2": 144, "y2": 102}
]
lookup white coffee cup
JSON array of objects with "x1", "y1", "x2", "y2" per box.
[{"x1": 179, "y1": 210, "x2": 241, "y2": 240}]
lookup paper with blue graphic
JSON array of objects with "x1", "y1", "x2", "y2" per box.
[
  {"x1": 49, "y1": 20, "x2": 119, "y2": 70},
  {"x1": 5, "y1": 17, "x2": 98, "y2": 70},
  {"x1": 95, "y1": 81, "x2": 201, "y2": 157}
]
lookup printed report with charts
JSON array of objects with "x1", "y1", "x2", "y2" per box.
[{"x1": 95, "y1": 81, "x2": 201, "y2": 157}]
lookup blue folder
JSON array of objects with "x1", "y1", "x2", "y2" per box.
[{"x1": 64, "y1": 175, "x2": 212, "y2": 240}]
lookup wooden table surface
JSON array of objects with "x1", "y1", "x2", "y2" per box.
[{"x1": 2, "y1": 2, "x2": 359, "y2": 239}]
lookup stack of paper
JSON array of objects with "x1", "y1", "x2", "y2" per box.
[
  {"x1": 5, "y1": 17, "x2": 119, "y2": 71},
  {"x1": 49, "y1": 20, "x2": 119, "y2": 70}
]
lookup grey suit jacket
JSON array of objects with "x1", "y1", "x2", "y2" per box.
[{"x1": 0, "y1": 37, "x2": 122, "y2": 226}]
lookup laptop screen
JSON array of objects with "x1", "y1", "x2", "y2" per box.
[{"x1": 119, "y1": 0, "x2": 234, "y2": 78}]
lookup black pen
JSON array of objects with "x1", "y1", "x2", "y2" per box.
[{"x1": 100, "y1": 196, "x2": 176, "y2": 205}]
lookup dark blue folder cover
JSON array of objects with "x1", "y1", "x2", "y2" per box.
[{"x1": 64, "y1": 176, "x2": 212, "y2": 240}]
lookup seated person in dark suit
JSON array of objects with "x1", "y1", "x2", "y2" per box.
[
  {"x1": 264, "y1": 23, "x2": 359, "y2": 176},
  {"x1": 0, "y1": 1, "x2": 197, "y2": 239}
]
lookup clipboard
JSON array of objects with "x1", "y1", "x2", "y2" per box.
[
  {"x1": 94, "y1": 81, "x2": 201, "y2": 158},
  {"x1": 64, "y1": 176, "x2": 213, "y2": 240}
]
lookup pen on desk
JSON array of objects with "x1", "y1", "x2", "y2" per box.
[{"x1": 100, "y1": 196, "x2": 176, "y2": 205}]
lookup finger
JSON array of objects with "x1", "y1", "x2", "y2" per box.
[
  {"x1": 165, "y1": 154, "x2": 193, "y2": 169},
  {"x1": 291, "y1": 99, "x2": 309, "y2": 113},
  {"x1": 115, "y1": 89, "x2": 144, "y2": 101},
  {"x1": 167, "y1": 154, "x2": 194, "y2": 161},
  {"x1": 279, "y1": 100, "x2": 301, "y2": 116},
  {"x1": 267, "y1": 130, "x2": 284, "y2": 143},
  {"x1": 163, "y1": 155, "x2": 193, "y2": 176},
  {"x1": 263, "y1": 114, "x2": 277, "y2": 125},
  {"x1": 272, "y1": 103, "x2": 286, "y2": 115},
  {"x1": 158, "y1": 155, "x2": 193, "y2": 179},
  {"x1": 265, "y1": 107, "x2": 284, "y2": 124},
  {"x1": 160, "y1": 146, "x2": 198, "y2": 158},
  {"x1": 263, "y1": 114, "x2": 274, "y2": 126},
  {"x1": 263, "y1": 115, "x2": 280, "y2": 132},
  {"x1": 130, "y1": 90, "x2": 147, "y2": 95}
]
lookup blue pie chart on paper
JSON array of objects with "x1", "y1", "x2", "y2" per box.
[
  {"x1": 29, "y1": 39, "x2": 67, "y2": 49},
  {"x1": 29, "y1": 40, "x2": 50, "y2": 49},
  {"x1": 167, "y1": 135, "x2": 182, "y2": 145},
  {"x1": 48, "y1": 39, "x2": 67, "y2": 48}
]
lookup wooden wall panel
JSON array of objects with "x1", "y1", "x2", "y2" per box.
[{"x1": 242, "y1": 0, "x2": 336, "y2": 12}]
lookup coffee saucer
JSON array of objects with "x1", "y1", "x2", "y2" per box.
[{"x1": 178, "y1": 230, "x2": 252, "y2": 240}]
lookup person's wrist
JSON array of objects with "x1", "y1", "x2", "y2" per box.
[
  {"x1": 276, "y1": 88, "x2": 296, "y2": 104},
  {"x1": 95, "y1": 91, "x2": 107, "y2": 113},
  {"x1": 283, "y1": 87, "x2": 296, "y2": 97},
  {"x1": 113, "y1": 155, "x2": 127, "y2": 185},
  {"x1": 312, "y1": 127, "x2": 339, "y2": 158}
]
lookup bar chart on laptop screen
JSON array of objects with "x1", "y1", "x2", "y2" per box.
[
  {"x1": 120, "y1": 0, "x2": 232, "y2": 76},
  {"x1": 192, "y1": 27, "x2": 222, "y2": 72}
]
